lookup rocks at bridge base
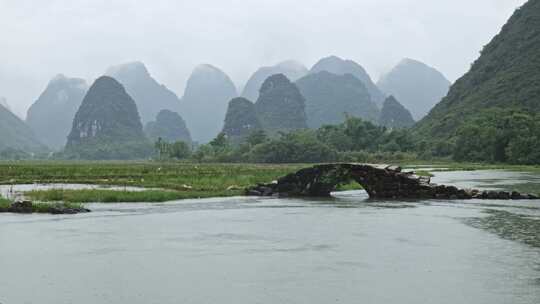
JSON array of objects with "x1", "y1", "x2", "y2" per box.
[{"x1": 245, "y1": 164, "x2": 538, "y2": 200}]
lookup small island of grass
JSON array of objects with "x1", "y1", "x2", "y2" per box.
[{"x1": 0, "y1": 198, "x2": 89, "y2": 214}]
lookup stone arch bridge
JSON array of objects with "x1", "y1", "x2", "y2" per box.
[{"x1": 246, "y1": 164, "x2": 537, "y2": 200}]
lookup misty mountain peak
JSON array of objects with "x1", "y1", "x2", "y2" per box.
[
  {"x1": 242, "y1": 60, "x2": 308, "y2": 101},
  {"x1": 296, "y1": 71, "x2": 379, "y2": 128},
  {"x1": 310, "y1": 55, "x2": 385, "y2": 105},
  {"x1": 26, "y1": 74, "x2": 88, "y2": 149},
  {"x1": 188, "y1": 64, "x2": 237, "y2": 87},
  {"x1": 106, "y1": 61, "x2": 181, "y2": 124},
  {"x1": 0, "y1": 97, "x2": 11, "y2": 112},
  {"x1": 106, "y1": 61, "x2": 150, "y2": 78},
  {"x1": 377, "y1": 58, "x2": 450, "y2": 120},
  {"x1": 181, "y1": 64, "x2": 237, "y2": 143}
]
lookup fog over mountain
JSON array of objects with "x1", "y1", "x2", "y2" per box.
[
  {"x1": 180, "y1": 64, "x2": 237, "y2": 143},
  {"x1": 377, "y1": 58, "x2": 451, "y2": 120},
  {"x1": 0, "y1": 97, "x2": 10, "y2": 112},
  {"x1": 26, "y1": 74, "x2": 88, "y2": 149},
  {"x1": 106, "y1": 62, "x2": 181, "y2": 124},
  {"x1": 0, "y1": 0, "x2": 526, "y2": 117},
  {"x1": 296, "y1": 71, "x2": 379, "y2": 128},
  {"x1": 242, "y1": 60, "x2": 308, "y2": 101},
  {"x1": 310, "y1": 56, "x2": 386, "y2": 106}
]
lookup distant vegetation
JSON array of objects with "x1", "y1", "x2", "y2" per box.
[{"x1": 191, "y1": 116, "x2": 416, "y2": 163}]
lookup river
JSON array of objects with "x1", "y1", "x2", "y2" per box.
[{"x1": 0, "y1": 170, "x2": 539, "y2": 304}]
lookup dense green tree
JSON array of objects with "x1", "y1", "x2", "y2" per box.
[{"x1": 248, "y1": 130, "x2": 337, "y2": 163}]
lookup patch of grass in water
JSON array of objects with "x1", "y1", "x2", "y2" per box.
[
  {"x1": 0, "y1": 197, "x2": 12, "y2": 211},
  {"x1": 25, "y1": 189, "x2": 243, "y2": 203}
]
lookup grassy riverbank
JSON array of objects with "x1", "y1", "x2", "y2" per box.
[
  {"x1": 1, "y1": 161, "x2": 539, "y2": 201},
  {"x1": 0, "y1": 161, "x2": 304, "y2": 198}
]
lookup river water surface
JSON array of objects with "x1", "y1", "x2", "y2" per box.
[{"x1": 1, "y1": 170, "x2": 539, "y2": 304}]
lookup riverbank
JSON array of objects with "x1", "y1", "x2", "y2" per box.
[
  {"x1": 24, "y1": 188, "x2": 238, "y2": 203},
  {"x1": 1, "y1": 161, "x2": 539, "y2": 203}
]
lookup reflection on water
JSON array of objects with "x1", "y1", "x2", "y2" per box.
[
  {"x1": 465, "y1": 209, "x2": 540, "y2": 248},
  {"x1": 0, "y1": 170, "x2": 539, "y2": 304}
]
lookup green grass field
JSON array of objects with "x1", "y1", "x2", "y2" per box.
[{"x1": 0, "y1": 161, "x2": 304, "y2": 190}]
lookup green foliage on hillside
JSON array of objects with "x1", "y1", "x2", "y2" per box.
[
  {"x1": 415, "y1": 0, "x2": 540, "y2": 143},
  {"x1": 450, "y1": 109, "x2": 540, "y2": 164}
]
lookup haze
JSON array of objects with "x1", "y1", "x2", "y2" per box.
[{"x1": 0, "y1": 0, "x2": 526, "y2": 117}]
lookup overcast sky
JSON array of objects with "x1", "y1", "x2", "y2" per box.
[{"x1": 0, "y1": 0, "x2": 527, "y2": 117}]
